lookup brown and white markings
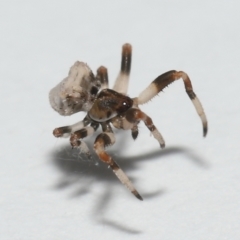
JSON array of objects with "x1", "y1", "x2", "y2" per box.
[{"x1": 49, "y1": 43, "x2": 208, "y2": 200}]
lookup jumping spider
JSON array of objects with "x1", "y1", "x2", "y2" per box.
[{"x1": 49, "y1": 43, "x2": 208, "y2": 200}]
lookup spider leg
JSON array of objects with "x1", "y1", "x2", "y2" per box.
[
  {"x1": 96, "y1": 66, "x2": 109, "y2": 90},
  {"x1": 94, "y1": 123, "x2": 143, "y2": 200},
  {"x1": 113, "y1": 43, "x2": 132, "y2": 95},
  {"x1": 126, "y1": 108, "x2": 165, "y2": 148},
  {"x1": 53, "y1": 115, "x2": 91, "y2": 138},
  {"x1": 136, "y1": 70, "x2": 208, "y2": 137},
  {"x1": 70, "y1": 122, "x2": 99, "y2": 159}
]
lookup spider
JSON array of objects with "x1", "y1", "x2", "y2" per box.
[{"x1": 49, "y1": 43, "x2": 208, "y2": 200}]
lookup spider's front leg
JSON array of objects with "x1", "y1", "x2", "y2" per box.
[
  {"x1": 125, "y1": 108, "x2": 165, "y2": 148},
  {"x1": 94, "y1": 122, "x2": 143, "y2": 200},
  {"x1": 53, "y1": 115, "x2": 91, "y2": 138},
  {"x1": 70, "y1": 122, "x2": 99, "y2": 158},
  {"x1": 137, "y1": 70, "x2": 208, "y2": 136}
]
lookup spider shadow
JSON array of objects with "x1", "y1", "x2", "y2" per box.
[{"x1": 49, "y1": 131, "x2": 208, "y2": 234}]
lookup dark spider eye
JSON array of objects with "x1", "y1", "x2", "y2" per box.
[{"x1": 116, "y1": 99, "x2": 132, "y2": 114}]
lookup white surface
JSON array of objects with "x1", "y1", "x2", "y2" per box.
[{"x1": 1, "y1": 1, "x2": 240, "y2": 239}]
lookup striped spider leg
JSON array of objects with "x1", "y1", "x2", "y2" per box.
[
  {"x1": 93, "y1": 122, "x2": 143, "y2": 201},
  {"x1": 113, "y1": 43, "x2": 132, "y2": 95},
  {"x1": 136, "y1": 70, "x2": 208, "y2": 137}
]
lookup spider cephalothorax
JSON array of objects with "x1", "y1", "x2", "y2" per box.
[
  {"x1": 49, "y1": 43, "x2": 208, "y2": 200},
  {"x1": 88, "y1": 89, "x2": 133, "y2": 122}
]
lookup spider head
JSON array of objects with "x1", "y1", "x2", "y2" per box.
[{"x1": 88, "y1": 89, "x2": 133, "y2": 122}]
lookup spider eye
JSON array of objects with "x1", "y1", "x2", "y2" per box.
[{"x1": 117, "y1": 99, "x2": 133, "y2": 113}]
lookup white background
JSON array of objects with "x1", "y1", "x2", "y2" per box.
[{"x1": 1, "y1": 1, "x2": 240, "y2": 239}]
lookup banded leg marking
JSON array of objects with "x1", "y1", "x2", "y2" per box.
[
  {"x1": 94, "y1": 131, "x2": 143, "y2": 200},
  {"x1": 113, "y1": 43, "x2": 132, "y2": 95},
  {"x1": 96, "y1": 66, "x2": 109, "y2": 89},
  {"x1": 137, "y1": 70, "x2": 208, "y2": 137},
  {"x1": 70, "y1": 124, "x2": 99, "y2": 158},
  {"x1": 53, "y1": 116, "x2": 91, "y2": 138},
  {"x1": 126, "y1": 108, "x2": 165, "y2": 148}
]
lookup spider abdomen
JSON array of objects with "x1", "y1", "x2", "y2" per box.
[{"x1": 49, "y1": 61, "x2": 99, "y2": 116}]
